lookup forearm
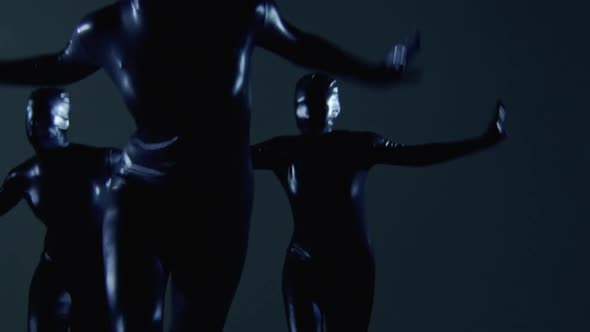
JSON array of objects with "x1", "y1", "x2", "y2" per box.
[
  {"x1": 257, "y1": 1, "x2": 403, "y2": 85},
  {"x1": 375, "y1": 135, "x2": 500, "y2": 166},
  {"x1": 0, "y1": 53, "x2": 97, "y2": 86},
  {"x1": 274, "y1": 30, "x2": 401, "y2": 84}
]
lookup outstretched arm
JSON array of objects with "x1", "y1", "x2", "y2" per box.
[
  {"x1": 255, "y1": 1, "x2": 420, "y2": 85},
  {"x1": 251, "y1": 137, "x2": 289, "y2": 170},
  {"x1": 369, "y1": 102, "x2": 507, "y2": 166},
  {"x1": 0, "y1": 169, "x2": 26, "y2": 216},
  {"x1": 0, "y1": 19, "x2": 99, "y2": 86}
]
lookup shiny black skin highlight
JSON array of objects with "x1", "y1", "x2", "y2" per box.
[
  {"x1": 0, "y1": 88, "x2": 122, "y2": 332},
  {"x1": 0, "y1": 1, "x2": 420, "y2": 330},
  {"x1": 251, "y1": 73, "x2": 507, "y2": 332}
]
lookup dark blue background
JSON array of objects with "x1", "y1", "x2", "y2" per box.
[{"x1": 0, "y1": 0, "x2": 588, "y2": 331}]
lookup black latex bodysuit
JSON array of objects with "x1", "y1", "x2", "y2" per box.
[
  {"x1": 251, "y1": 74, "x2": 506, "y2": 331},
  {"x1": 0, "y1": 1, "x2": 419, "y2": 330},
  {"x1": 0, "y1": 89, "x2": 122, "y2": 332}
]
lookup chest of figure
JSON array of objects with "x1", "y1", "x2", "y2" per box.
[
  {"x1": 25, "y1": 168, "x2": 97, "y2": 224},
  {"x1": 281, "y1": 157, "x2": 367, "y2": 200}
]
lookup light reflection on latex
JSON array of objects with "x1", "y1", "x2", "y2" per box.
[
  {"x1": 76, "y1": 22, "x2": 92, "y2": 34},
  {"x1": 232, "y1": 52, "x2": 247, "y2": 96},
  {"x1": 288, "y1": 164, "x2": 298, "y2": 194}
]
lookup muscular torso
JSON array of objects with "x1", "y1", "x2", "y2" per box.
[
  {"x1": 80, "y1": 1, "x2": 265, "y2": 151},
  {"x1": 17, "y1": 144, "x2": 116, "y2": 261}
]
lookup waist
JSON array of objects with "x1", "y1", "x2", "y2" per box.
[
  {"x1": 287, "y1": 239, "x2": 374, "y2": 264},
  {"x1": 116, "y1": 133, "x2": 252, "y2": 182},
  {"x1": 132, "y1": 100, "x2": 251, "y2": 141}
]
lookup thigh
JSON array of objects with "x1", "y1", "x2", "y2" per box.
[
  {"x1": 282, "y1": 251, "x2": 323, "y2": 332},
  {"x1": 168, "y1": 262, "x2": 245, "y2": 332},
  {"x1": 28, "y1": 258, "x2": 71, "y2": 332},
  {"x1": 67, "y1": 260, "x2": 124, "y2": 332},
  {"x1": 322, "y1": 258, "x2": 375, "y2": 332},
  {"x1": 101, "y1": 176, "x2": 169, "y2": 332},
  {"x1": 166, "y1": 176, "x2": 253, "y2": 332}
]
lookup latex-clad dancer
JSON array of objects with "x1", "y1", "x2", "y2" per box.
[
  {"x1": 251, "y1": 73, "x2": 507, "y2": 332},
  {"x1": 0, "y1": 88, "x2": 124, "y2": 332},
  {"x1": 0, "y1": 1, "x2": 420, "y2": 330}
]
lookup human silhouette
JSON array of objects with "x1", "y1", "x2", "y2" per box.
[
  {"x1": 251, "y1": 73, "x2": 507, "y2": 332},
  {"x1": 0, "y1": 1, "x2": 421, "y2": 330},
  {"x1": 0, "y1": 88, "x2": 124, "y2": 332}
]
